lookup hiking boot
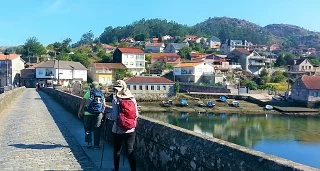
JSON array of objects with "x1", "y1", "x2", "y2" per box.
[{"x1": 85, "y1": 131, "x2": 92, "y2": 144}]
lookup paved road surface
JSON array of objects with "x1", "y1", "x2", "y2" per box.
[{"x1": 0, "y1": 89, "x2": 133, "y2": 170}]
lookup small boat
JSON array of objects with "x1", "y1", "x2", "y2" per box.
[
  {"x1": 219, "y1": 96, "x2": 227, "y2": 102},
  {"x1": 179, "y1": 99, "x2": 188, "y2": 107},
  {"x1": 265, "y1": 105, "x2": 273, "y2": 110},
  {"x1": 232, "y1": 100, "x2": 240, "y2": 107},
  {"x1": 207, "y1": 101, "x2": 215, "y2": 107},
  {"x1": 197, "y1": 100, "x2": 206, "y2": 107},
  {"x1": 162, "y1": 100, "x2": 173, "y2": 107}
]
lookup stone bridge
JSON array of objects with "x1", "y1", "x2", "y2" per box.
[{"x1": 0, "y1": 88, "x2": 317, "y2": 171}]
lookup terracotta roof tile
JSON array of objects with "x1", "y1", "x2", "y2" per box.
[
  {"x1": 0, "y1": 54, "x2": 21, "y2": 60},
  {"x1": 145, "y1": 43, "x2": 164, "y2": 47},
  {"x1": 174, "y1": 62, "x2": 203, "y2": 68},
  {"x1": 118, "y1": 48, "x2": 144, "y2": 54},
  {"x1": 150, "y1": 53, "x2": 180, "y2": 59},
  {"x1": 301, "y1": 76, "x2": 320, "y2": 90},
  {"x1": 233, "y1": 48, "x2": 251, "y2": 55},
  {"x1": 125, "y1": 76, "x2": 173, "y2": 84},
  {"x1": 94, "y1": 63, "x2": 126, "y2": 69}
]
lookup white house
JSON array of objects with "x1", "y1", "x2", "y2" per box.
[
  {"x1": 36, "y1": 60, "x2": 87, "y2": 87},
  {"x1": 113, "y1": 48, "x2": 146, "y2": 76},
  {"x1": 125, "y1": 76, "x2": 175, "y2": 100},
  {"x1": 144, "y1": 43, "x2": 165, "y2": 53},
  {"x1": 0, "y1": 54, "x2": 25, "y2": 87},
  {"x1": 174, "y1": 62, "x2": 214, "y2": 83},
  {"x1": 221, "y1": 39, "x2": 250, "y2": 55},
  {"x1": 228, "y1": 48, "x2": 266, "y2": 75}
]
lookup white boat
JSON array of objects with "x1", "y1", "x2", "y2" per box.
[
  {"x1": 265, "y1": 105, "x2": 273, "y2": 110},
  {"x1": 232, "y1": 101, "x2": 240, "y2": 107}
]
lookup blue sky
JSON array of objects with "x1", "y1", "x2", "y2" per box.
[{"x1": 1, "y1": 0, "x2": 319, "y2": 46}]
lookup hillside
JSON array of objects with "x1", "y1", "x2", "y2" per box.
[{"x1": 97, "y1": 17, "x2": 320, "y2": 48}]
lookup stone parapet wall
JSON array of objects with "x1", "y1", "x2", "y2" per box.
[
  {"x1": 41, "y1": 88, "x2": 82, "y2": 116},
  {"x1": 42, "y1": 88, "x2": 317, "y2": 171},
  {"x1": 0, "y1": 87, "x2": 26, "y2": 114}
]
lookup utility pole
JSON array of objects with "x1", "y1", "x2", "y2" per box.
[{"x1": 4, "y1": 51, "x2": 10, "y2": 86}]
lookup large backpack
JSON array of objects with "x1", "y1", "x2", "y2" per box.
[
  {"x1": 86, "y1": 89, "x2": 104, "y2": 114},
  {"x1": 117, "y1": 98, "x2": 137, "y2": 131}
]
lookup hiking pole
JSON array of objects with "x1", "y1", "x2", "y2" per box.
[{"x1": 100, "y1": 115, "x2": 108, "y2": 170}]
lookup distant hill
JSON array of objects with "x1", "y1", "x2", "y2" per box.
[{"x1": 99, "y1": 17, "x2": 320, "y2": 48}]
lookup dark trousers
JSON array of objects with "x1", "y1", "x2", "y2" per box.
[
  {"x1": 113, "y1": 132, "x2": 136, "y2": 171},
  {"x1": 83, "y1": 113, "x2": 103, "y2": 146}
]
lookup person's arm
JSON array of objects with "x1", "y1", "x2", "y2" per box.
[{"x1": 78, "y1": 98, "x2": 86, "y2": 118}]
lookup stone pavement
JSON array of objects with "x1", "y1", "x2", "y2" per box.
[{"x1": 0, "y1": 89, "x2": 132, "y2": 170}]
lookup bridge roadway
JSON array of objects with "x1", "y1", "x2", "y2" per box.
[{"x1": 0, "y1": 89, "x2": 132, "y2": 170}]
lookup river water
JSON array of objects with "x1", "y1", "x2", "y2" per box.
[{"x1": 141, "y1": 112, "x2": 320, "y2": 168}]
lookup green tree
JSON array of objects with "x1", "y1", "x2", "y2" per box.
[
  {"x1": 241, "y1": 80, "x2": 258, "y2": 90},
  {"x1": 114, "y1": 69, "x2": 132, "y2": 80},
  {"x1": 174, "y1": 82, "x2": 180, "y2": 95},
  {"x1": 178, "y1": 47, "x2": 192, "y2": 60},
  {"x1": 134, "y1": 34, "x2": 146, "y2": 41},
  {"x1": 270, "y1": 71, "x2": 286, "y2": 83},
  {"x1": 80, "y1": 30, "x2": 95, "y2": 45},
  {"x1": 70, "y1": 52, "x2": 90, "y2": 67},
  {"x1": 22, "y1": 37, "x2": 46, "y2": 62}
]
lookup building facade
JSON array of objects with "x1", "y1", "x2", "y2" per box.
[
  {"x1": 0, "y1": 54, "x2": 25, "y2": 87},
  {"x1": 174, "y1": 62, "x2": 214, "y2": 83},
  {"x1": 87, "y1": 63, "x2": 126, "y2": 86},
  {"x1": 144, "y1": 43, "x2": 165, "y2": 53},
  {"x1": 36, "y1": 60, "x2": 87, "y2": 87},
  {"x1": 220, "y1": 39, "x2": 250, "y2": 55},
  {"x1": 125, "y1": 76, "x2": 174, "y2": 100},
  {"x1": 113, "y1": 48, "x2": 146, "y2": 76},
  {"x1": 291, "y1": 75, "x2": 320, "y2": 107}
]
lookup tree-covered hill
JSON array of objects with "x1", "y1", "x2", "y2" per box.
[{"x1": 99, "y1": 17, "x2": 320, "y2": 48}]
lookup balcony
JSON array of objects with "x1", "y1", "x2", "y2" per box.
[
  {"x1": 96, "y1": 70, "x2": 112, "y2": 74},
  {"x1": 249, "y1": 62, "x2": 265, "y2": 66},
  {"x1": 249, "y1": 56, "x2": 265, "y2": 60}
]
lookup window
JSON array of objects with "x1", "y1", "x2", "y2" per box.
[
  {"x1": 130, "y1": 62, "x2": 134, "y2": 66},
  {"x1": 314, "y1": 92, "x2": 318, "y2": 97},
  {"x1": 133, "y1": 85, "x2": 136, "y2": 90},
  {"x1": 139, "y1": 85, "x2": 143, "y2": 90},
  {"x1": 302, "y1": 66, "x2": 304, "y2": 70},
  {"x1": 163, "y1": 85, "x2": 167, "y2": 90},
  {"x1": 297, "y1": 91, "x2": 300, "y2": 96},
  {"x1": 151, "y1": 85, "x2": 154, "y2": 90},
  {"x1": 157, "y1": 85, "x2": 160, "y2": 90},
  {"x1": 309, "y1": 66, "x2": 311, "y2": 70},
  {"x1": 145, "y1": 85, "x2": 149, "y2": 90},
  {"x1": 127, "y1": 85, "x2": 130, "y2": 90}
]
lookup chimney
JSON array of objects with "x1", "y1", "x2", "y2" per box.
[{"x1": 293, "y1": 60, "x2": 297, "y2": 65}]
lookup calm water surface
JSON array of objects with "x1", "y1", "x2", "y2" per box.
[{"x1": 141, "y1": 112, "x2": 320, "y2": 168}]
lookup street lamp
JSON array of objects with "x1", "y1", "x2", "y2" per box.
[{"x1": 4, "y1": 51, "x2": 10, "y2": 86}]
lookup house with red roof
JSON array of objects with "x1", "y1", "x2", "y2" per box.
[
  {"x1": 113, "y1": 48, "x2": 146, "y2": 75},
  {"x1": 101, "y1": 44, "x2": 116, "y2": 53},
  {"x1": 228, "y1": 48, "x2": 266, "y2": 75},
  {"x1": 144, "y1": 43, "x2": 165, "y2": 53},
  {"x1": 291, "y1": 75, "x2": 320, "y2": 107},
  {"x1": 87, "y1": 63, "x2": 126, "y2": 85},
  {"x1": 150, "y1": 53, "x2": 181, "y2": 65},
  {"x1": 0, "y1": 54, "x2": 25, "y2": 87},
  {"x1": 125, "y1": 76, "x2": 174, "y2": 100}
]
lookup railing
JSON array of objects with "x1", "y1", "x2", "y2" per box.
[
  {"x1": 249, "y1": 62, "x2": 265, "y2": 66},
  {"x1": 249, "y1": 56, "x2": 265, "y2": 60}
]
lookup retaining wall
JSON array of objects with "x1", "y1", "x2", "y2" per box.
[
  {"x1": 0, "y1": 87, "x2": 26, "y2": 114},
  {"x1": 41, "y1": 88, "x2": 316, "y2": 171}
]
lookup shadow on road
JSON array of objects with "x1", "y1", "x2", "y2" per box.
[{"x1": 9, "y1": 143, "x2": 69, "y2": 149}]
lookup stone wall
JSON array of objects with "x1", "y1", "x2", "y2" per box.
[
  {"x1": 0, "y1": 87, "x2": 26, "y2": 114},
  {"x1": 41, "y1": 88, "x2": 316, "y2": 171}
]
